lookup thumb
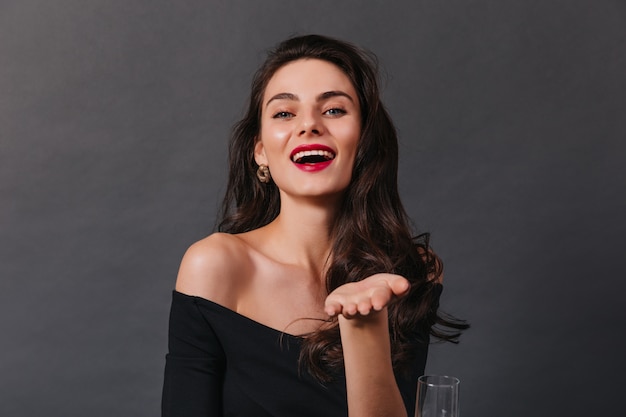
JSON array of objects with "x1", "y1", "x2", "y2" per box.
[{"x1": 387, "y1": 274, "x2": 410, "y2": 296}]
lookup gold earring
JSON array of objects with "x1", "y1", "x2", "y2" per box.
[{"x1": 256, "y1": 164, "x2": 271, "y2": 183}]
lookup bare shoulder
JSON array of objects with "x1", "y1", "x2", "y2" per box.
[{"x1": 175, "y1": 232, "x2": 251, "y2": 308}]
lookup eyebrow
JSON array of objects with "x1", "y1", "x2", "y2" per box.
[{"x1": 265, "y1": 90, "x2": 354, "y2": 108}]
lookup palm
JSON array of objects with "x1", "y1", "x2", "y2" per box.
[{"x1": 324, "y1": 273, "x2": 409, "y2": 318}]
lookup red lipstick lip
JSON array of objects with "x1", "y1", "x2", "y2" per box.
[
  {"x1": 289, "y1": 144, "x2": 336, "y2": 159},
  {"x1": 294, "y1": 160, "x2": 333, "y2": 172}
]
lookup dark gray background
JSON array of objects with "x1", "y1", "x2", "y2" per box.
[{"x1": 1, "y1": 1, "x2": 624, "y2": 416}]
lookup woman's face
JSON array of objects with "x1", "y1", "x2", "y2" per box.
[{"x1": 255, "y1": 58, "x2": 361, "y2": 202}]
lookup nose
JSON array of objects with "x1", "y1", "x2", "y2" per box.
[{"x1": 298, "y1": 111, "x2": 324, "y2": 137}]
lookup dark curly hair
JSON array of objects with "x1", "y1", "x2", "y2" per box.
[{"x1": 218, "y1": 34, "x2": 468, "y2": 382}]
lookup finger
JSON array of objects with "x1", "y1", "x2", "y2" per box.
[
  {"x1": 325, "y1": 300, "x2": 342, "y2": 316},
  {"x1": 343, "y1": 302, "x2": 358, "y2": 317},
  {"x1": 370, "y1": 295, "x2": 386, "y2": 311},
  {"x1": 387, "y1": 275, "x2": 410, "y2": 296},
  {"x1": 370, "y1": 287, "x2": 392, "y2": 311},
  {"x1": 357, "y1": 299, "x2": 373, "y2": 315}
]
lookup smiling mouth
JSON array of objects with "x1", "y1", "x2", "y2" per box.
[{"x1": 291, "y1": 149, "x2": 336, "y2": 164}]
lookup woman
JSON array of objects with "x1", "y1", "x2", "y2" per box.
[{"x1": 162, "y1": 34, "x2": 467, "y2": 417}]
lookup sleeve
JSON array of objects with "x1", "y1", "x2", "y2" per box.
[{"x1": 162, "y1": 291, "x2": 226, "y2": 417}]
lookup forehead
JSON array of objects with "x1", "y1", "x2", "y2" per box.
[{"x1": 263, "y1": 59, "x2": 357, "y2": 102}]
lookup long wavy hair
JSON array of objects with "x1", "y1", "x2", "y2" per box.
[{"x1": 218, "y1": 34, "x2": 468, "y2": 381}]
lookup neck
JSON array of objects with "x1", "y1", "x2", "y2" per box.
[{"x1": 263, "y1": 193, "x2": 341, "y2": 273}]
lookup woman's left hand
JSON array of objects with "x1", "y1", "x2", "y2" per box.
[{"x1": 324, "y1": 273, "x2": 410, "y2": 319}]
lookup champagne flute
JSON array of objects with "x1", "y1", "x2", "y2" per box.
[{"x1": 415, "y1": 375, "x2": 460, "y2": 417}]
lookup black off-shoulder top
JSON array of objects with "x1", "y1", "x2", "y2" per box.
[{"x1": 162, "y1": 287, "x2": 440, "y2": 416}]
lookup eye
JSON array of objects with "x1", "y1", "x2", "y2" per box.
[
  {"x1": 272, "y1": 111, "x2": 294, "y2": 119},
  {"x1": 324, "y1": 108, "x2": 347, "y2": 117}
]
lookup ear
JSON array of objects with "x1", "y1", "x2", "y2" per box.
[{"x1": 254, "y1": 137, "x2": 268, "y2": 166}]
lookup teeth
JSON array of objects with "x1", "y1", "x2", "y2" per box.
[{"x1": 291, "y1": 149, "x2": 336, "y2": 163}]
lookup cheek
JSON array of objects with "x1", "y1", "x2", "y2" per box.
[
  {"x1": 258, "y1": 124, "x2": 293, "y2": 166},
  {"x1": 336, "y1": 124, "x2": 361, "y2": 158},
  {"x1": 260, "y1": 123, "x2": 292, "y2": 147}
]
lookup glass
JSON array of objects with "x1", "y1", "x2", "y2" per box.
[{"x1": 415, "y1": 375, "x2": 460, "y2": 417}]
